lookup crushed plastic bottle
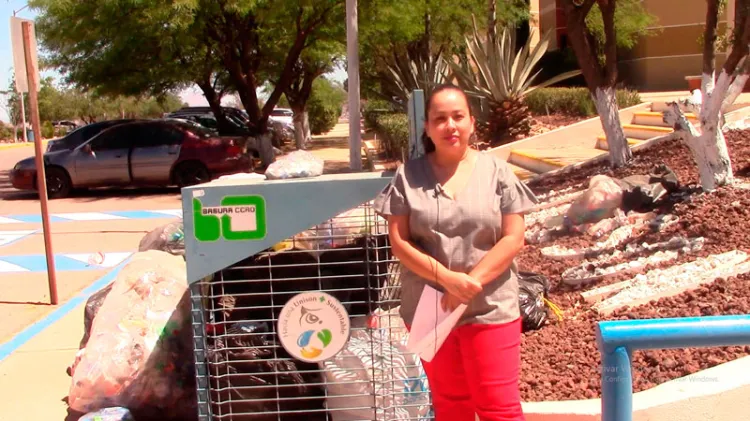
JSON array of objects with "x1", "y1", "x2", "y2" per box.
[
  {"x1": 87, "y1": 252, "x2": 105, "y2": 266},
  {"x1": 79, "y1": 407, "x2": 134, "y2": 421}
]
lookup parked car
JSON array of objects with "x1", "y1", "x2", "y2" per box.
[
  {"x1": 46, "y1": 119, "x2": 139, "y2": 153},
  {"x1": 269, "y1": 108, "x2": 294, "y2": 126},
  {"x1": 167, "y1": 106, "x2": 294, "y2": 146},
  {"x1": 10, "y1": 120, "x2": 254, "y2": 199}
]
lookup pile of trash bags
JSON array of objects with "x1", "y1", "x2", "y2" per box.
[
  {"x1": 68, "y1": 250, "x2": 197, "y2": 421},
  {"x1": 545, "y1": 164, "x2": 681, "y2": 229}
]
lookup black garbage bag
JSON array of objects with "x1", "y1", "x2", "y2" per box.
[
  {"x1": 207, "y1": 321, "x2": 327, "y2": 421},
  {"x1": 617, "y1": 164, "x2": 680, "y2": 212},
  {"x1": 518, "y1": 271, "x2": 550, "y2": 332}
]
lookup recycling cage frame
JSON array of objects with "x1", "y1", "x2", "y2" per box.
[
  {"x1": 182, "y1": 171, "x2": 438, "y2": 421},
  {"x1": 596, "y1": 314, "x2": 750, "y2": 421}
]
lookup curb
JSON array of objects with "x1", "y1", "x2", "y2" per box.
[
  {"x1": 0, "y1": 256, "x2": 132, "y2": 363},
  {"x1": 0, "y1": 142, "x2": 34, "y2": 150},
  {"x1": 0, "y1": 140, "x2": 50, "y2": 151}
]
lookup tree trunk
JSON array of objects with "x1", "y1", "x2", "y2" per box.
[
  {"x1": 594, "y1": 86, "x2": 632, "y2": 167},
  {"x1": 291, "y1": 106, "x2": 311, "y2": 150},
  {"x1": 196, "y1": 80, "x2": 233, "y2": 134},
  {"x1": 303, "y1": 111, "x2": 312, "y2": 148},
  {"x1": 665, "y1": 101, "x2": 734, "y2": 191}
]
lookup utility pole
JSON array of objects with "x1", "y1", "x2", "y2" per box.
[{"x1": 346, "y1": 0, "x2": 362, "y2": 171}]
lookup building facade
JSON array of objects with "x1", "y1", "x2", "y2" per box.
[{"x1": 532, "y1": 0, "x2": 736, "y2": 92}]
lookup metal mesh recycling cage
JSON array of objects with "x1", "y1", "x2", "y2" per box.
[{"x1": 182, "y1": 172, "x2": 434, "y2": 421}]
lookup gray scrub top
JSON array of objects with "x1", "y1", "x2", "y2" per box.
[{"x1": 373, "y1": 151, "x2": 539, "y2": 327}]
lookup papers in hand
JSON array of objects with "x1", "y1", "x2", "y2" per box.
[{"x1": 406, "y1": 285, "x2": 467, "y2": 362}]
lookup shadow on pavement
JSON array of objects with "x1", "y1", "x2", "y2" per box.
[
  {"x1": 0, "y1": 167, "x2": 181, "y2": 203},
  {"x1": 0, "y1": 300, "x2": 53, "y2": 306}
]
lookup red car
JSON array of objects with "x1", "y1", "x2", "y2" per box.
[{"x1": 10, "y1": 119, "x2": 257, "y2": 198}]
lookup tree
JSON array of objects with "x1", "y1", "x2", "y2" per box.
[
  {"x1": 563, "y1": 0, "x2": 628, "y2": 167},
  {"x1": 259, "y1": 13, "x2": 345, "y2": 149},
  {"x1": 31, "y1": 0, "x2": 238, "y2": 133},
  {"x1": 663, "y1": 0, "x2": 750, "y2": 191},
  {"x1": 200, "y1": 0, "x2": 346, "y2": 133},
  {"x1": 284, "y1": 55, "x2": 341, "y2": 149},
  {"x1": 562, "y1": 0, "x2": 658, "y2": 168}
]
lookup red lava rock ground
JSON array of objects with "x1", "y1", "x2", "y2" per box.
[
  {"x1": 528, "y1": 113, "x2": 588, "y2": 137},
  {"x1": 517, "y1": 129, "x2": 750, "y2": 402}
]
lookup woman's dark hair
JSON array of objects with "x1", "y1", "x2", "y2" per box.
[{"x1": 421, "y1": 84, "x2": 473, "y2": 154}]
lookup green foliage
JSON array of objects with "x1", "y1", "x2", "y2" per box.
[
  {"x1": 5, "y1": 75, "x2": 184, "y2": 126},
  {"x1": 447, "y1": 17, "x2": 580, "y2": 140},
  {"x1": 42, "y1": 121, "x2": 55, "y2": 139},
  {"x1": 363, "y1": 99, "x2": 397, "y2": 130},
  {"x1": 376, "y1": 113, "x2": 410, "y2": 158},
  {"x1": 307, "y1": 78, "x2": 346, "y2": 135},
  {"x1": 585, "y1": 0, "x2": 660, "y2": 51},
  {"x1": 524, "y1": 87, "x2": 642, "y2": 117},
  {"x1": 0, "y1": 125, "x2": 14, "y2": 141},
  {"x1": 30, "y1": 0, "x2": 345, "y2": 131},
  {"x1": 358, "y1": 0, "x2": 530, "y2": 106},
  {"x1": 367, "y1": 112, "x2": 409, "y2": 160},
  {"x1": 362, "y1": 99, "x2": 407, "y2": 159}
]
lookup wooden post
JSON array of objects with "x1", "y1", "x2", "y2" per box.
[{"x1": 22, "y1": 21, "x2": 58, "y2": 305}]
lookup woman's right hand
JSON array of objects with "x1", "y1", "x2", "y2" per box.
[{"x1": 441, "y1": 272, "x2": 482, "y2": 304}]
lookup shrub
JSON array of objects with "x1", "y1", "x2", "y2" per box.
[
  {"x1": 308, "y1": 77, "x2": 347, "y2": 135},
  {"x1": 363, "y1": 99, "x2": 396, "y2": 129},
  {"x1": 376, "y1": 113, "x2": 409, "y2": 158},
  {"x1": 524, "y1": 87, "x2": 642, "y2": 117},
  {"x1": 42, "y1": 121, "x2": 55, "y2": 139},
  {"x1": 0, "y1": 126, "x2": 13, "y2": 141}
]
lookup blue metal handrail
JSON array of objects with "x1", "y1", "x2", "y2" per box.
[{"x1": 596, "y1": 314, "x2": 750, "y2": 421}]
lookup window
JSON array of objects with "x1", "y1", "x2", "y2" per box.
[
  {"x1": 135, "y1": 124, "x2": 185, "y2": 148},
  {"x1": 88, "y1": 125, "x2": 135, "y2": 151}
]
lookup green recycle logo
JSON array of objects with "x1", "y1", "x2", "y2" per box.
[{"x1": 193, "y1": 195, "x2": 267, "y2": 242}]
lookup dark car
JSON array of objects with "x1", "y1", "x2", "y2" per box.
[
  {"x1": 46, "y1": 119, "x2": 139, "y2": 153},
  {"x1": 10, "y1": 120, "x2": 254, "y2": 198}
]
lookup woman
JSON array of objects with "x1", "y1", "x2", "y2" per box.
[{"x1": 373, "y1": 84, "x2": 538, "y2": 421}]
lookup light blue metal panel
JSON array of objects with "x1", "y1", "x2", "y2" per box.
[
  {"x1": 596, "y1": 314, "x2": 750, "y2": 421},
  {"x1": 597, "y1": 314, "x2": 750, "y2": 352},
  {"x1": 181, "y1": 172, "x2": 394, "y2": 283},
  {"x1": 600, "y1": 345, "x2": 633, "y2": 421},
  {"x1": 408, "y1": 89, "x2": 425, "y2": 160}
]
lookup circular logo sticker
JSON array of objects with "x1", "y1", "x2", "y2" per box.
[{"x1": 277, "y1": 292, "x2": 350, "y2": 363}]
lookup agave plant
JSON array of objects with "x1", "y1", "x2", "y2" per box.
[
  {"x1": 380, "y1": 42, "x2": 451, "y2": 110},
  {"x1": 447, "y1": 17, "x2": 581, "y2": 145}
]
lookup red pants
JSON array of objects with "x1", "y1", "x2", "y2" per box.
[{"x1": 418, "y1": 318, "x2": 525, "y2": 421}]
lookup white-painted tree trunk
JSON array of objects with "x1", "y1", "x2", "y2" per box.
[
  {"x1": 257, "y1": 132, "x2": 276, "y2": 170},
  {"x1": 302, "y1": 111, "x2": 312, "y2": 148},
  {"x1": 665, "y1": 100, "x2": 734, "y2": 191},
  {"x1": 594, "y1": 87, "x2": 632, "y2": 167},
  {"x1": 292, "y1": 108, "x2": 312, "y2": 150},
  {"x1": 722, "y1": 72, "x2": 749, "y2": 113}
]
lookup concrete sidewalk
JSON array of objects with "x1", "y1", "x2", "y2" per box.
[{"x1": 0, "y1": 300, "x2": 88, "y2": 420}]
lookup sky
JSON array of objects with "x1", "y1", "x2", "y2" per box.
[{"x1": 0, "y1": 0, "x2": 347, "y2": 124}]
